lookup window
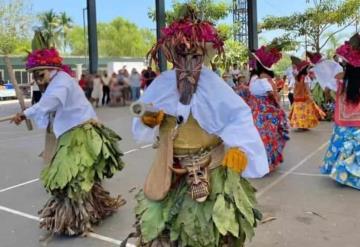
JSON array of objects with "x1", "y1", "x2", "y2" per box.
[{"x1": 14, "y1": 70, "x2": 31, "y2": 84}]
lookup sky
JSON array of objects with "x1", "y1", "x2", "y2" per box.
[
  {"x1": 31, "y1": 0, "x2": 308, "y2": 30},
  {"x1": 30, "y1": 0, "x2": 355, "y2": 49}
]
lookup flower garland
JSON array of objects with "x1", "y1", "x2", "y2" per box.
[
  {"x1": 26, "y1": 48, "x2": 63, "y2": 70},
  {"x1": 148, "y1": 16, "x2": 224, "y2": 64}
]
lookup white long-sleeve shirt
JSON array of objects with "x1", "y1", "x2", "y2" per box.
[
  {"x1": 24, "y1": 70, "x2": 97, "y2": 138},
  {"x1": 132, "y1": 67, "x2": 269, "y2": 178}
]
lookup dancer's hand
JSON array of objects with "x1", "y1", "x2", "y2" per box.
[
  {"x1": 10, "y1": 113, "x2": 26, "y2": 125},
  {"x1": 222, "y1": 148, "x2": 248, "y2": 174},
  {"x1": 141, "y1": 110, "x2": 165, "y2": 128}
]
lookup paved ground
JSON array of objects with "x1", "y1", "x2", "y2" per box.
[{"x1": 0, "y1": 101, "x2": 359, "y2": 247}]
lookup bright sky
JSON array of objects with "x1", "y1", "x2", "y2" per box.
[
  {"x1": 30, "y1": 0, "x2": 355, "y2": 49},
  {"x1": 31, "y1": 0, "x2": 307, "y2": 30}
]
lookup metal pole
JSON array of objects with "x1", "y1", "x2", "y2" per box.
[
  {"x1": 155, "y1": 0, "x2": 167, "y2": 72},
  {"x1": 247, "y1": 0, "x2": 258, "y2": 50},
  {"x1": 87, "y1": 0, "x2": 98, "y2": 74},
  {"x1": 82, "y1": 8, "x2": 88, "y2": 71}
]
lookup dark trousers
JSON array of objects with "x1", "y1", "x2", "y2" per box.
[
  {"x1": 102, "y1": 85, "x2": 110, "y2": 105},
  {"x1": 288, "y1": 92, "x2": 294, "y2": 105},
  {"x1": 32, "y1": 91, "x2": 42, "y2": 105}
]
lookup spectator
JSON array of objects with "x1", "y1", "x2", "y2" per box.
[
  {"x1": 129, "y1": 68, "x2": 141, "y2": 101},
  {"x1": 240, "y1": 62, "x2": 250, "y2": 83},
  {"x1": 222, "y1": 68, "x2": 235, "y2": 88},
  {"x1": 230, "y1": 63, "x2": 241, "y2": 84},
  {"x1": 285, "y1": 65, "x2": 296, "y2": 105},
  {"x1": 91, "y1": 74, "x2": 103, "y2": 107},
  {"x1": 31, "y1": 80, "x2": 42, "y2": 105},
  {"x1": 274, "y1": 74, "x2": 285, "y2": 92},
  {"x1": 84, "y1": 74, "x2": 94, "y2": 99},
  {"x1": 101, "y1": 72, "x2": 110, "y2": 105},
  {"x1": 78, "y1": 74, "x2": 87, "y2": 90},
  {"x1": 143, "y1": 66, "x2": 157, "y2": 89}
]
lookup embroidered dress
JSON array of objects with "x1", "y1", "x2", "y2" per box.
[
  {"x1": 289, "y1": 77, "x2": 325, "y2": 128},
  {"x1": 321, "y1": 125, "x2": 360, "y2": 189},
  {"x1": 248, "y1": 78, "x2": 289, "y2": 171},
  {"x1": 320, "y1": 81, "x2": 360, "y2": 189}
]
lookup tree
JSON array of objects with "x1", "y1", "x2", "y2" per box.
[
  {"x1": 67, "y1": 26, "x2": 86, "y2": 56},
  {"x1": 68, "y1": 17, "x2": 156, "y2": 57},
  {"x1": 148, "y1": 0, "x2": 231, "y2": 24},
  {"x1": 38, "y1": 9, "x2": 60, "y2": 48},
  {"x1": 261, "y1": 0, "x2": 360, "y2": 52},
  {"x1": 0, "y1": 0, "x2": 33, "y2": 129},
  {"x1": 216, "y1": 39, "x2": 248, "y2": 70},
  {"x1": 58, "y1": 12, "x2": 73, "y2": 54}
]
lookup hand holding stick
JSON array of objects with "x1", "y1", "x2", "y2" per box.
[{"x1": 0, "y1": 113, "x2": 26, "y2": 125}]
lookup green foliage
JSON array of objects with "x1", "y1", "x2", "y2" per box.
[
  {"x1": 68, "y1": 17, "x2": 155, "y2": 57},
  {"x1": 136, "y1": 167, "x2": 260, "y2": 246},
  {"x1": 148, "y1": 0, "x2": 231, "y2": 24},
  {"x1": 40, "y1": 123, "x2": 124, "y2": 199},
  {"x1": 260, "y1": 0, "x2": 360, "y2": 52},
  {"x1": 273, "y1": 53, "x2": 292, "y2": 76},
  {"x1": 67, "y1": 26, "x2": 86, "y2": 55},
  {"x1": 0, "y1": 0, "x2": 32, "y2": 55},
  {"x1": 213, "y1": 194, "x2": 239, "y2": 237},
  {"x1": 37, "y1": 10, "x2": 73, "y2": 53},
  {"x1": 217, "y1": 39, "x2": 248, "y2": 70},
  {"x1": 37, "y1": 9, "x2": 61, "y2": 48}
]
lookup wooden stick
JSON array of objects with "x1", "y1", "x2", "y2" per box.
[
  {"x1": 3, "y1": 55, "x2": 33, "y2": 130},
  {"x1": 0, "y1": 114, "x2": 16, "y2": 123}
]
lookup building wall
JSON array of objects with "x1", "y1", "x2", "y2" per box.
[{"x1": 0, "y1": 56, "x2": 145, "y2": 84}]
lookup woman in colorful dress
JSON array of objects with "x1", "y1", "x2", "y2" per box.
[
  {"x1": 11, "y1": 45, "x2": 125, "y2": 236},
  {"x1": 247, "y1": 40, "x2": 289, "y2": 172},
  {"x1": 126, "y1": 6, "x2": 269, "y2": 247},
  {"x1": 288, "y1": 56, "x2": 325, "y2": 130},
  {"x1": 320, "y1": 33, "x2": 360, "y2": 189}
]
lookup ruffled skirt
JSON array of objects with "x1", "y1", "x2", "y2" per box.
[
  {"x1": 289, "y1": 100, "x2": 325, "y2": 128},
  {"x1": 248, "y1": 96, "x2": 289, "y2": 171},
  {"x1": 320, "y1": 125, "x2": 360, "y2": 190}
]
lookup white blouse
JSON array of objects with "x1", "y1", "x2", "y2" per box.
[{"x1": 249, "y1": 78, "x2": 273, "y2": 96}]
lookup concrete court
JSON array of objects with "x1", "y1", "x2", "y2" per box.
[{"x1": 0, "y1": 101, "x2": 359, "y2": 247}]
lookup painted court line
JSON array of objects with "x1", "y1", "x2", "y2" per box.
[
  {"x1": 0, "y1": 205, "x2": 135, "y2": 247},
  {"x1": 278, "y1": 171, "x2": 327, "y2": 177},
  {"x1": 0, "y1": 144, "x2": 152, "y2": 193},
  {"x1": 256, "y1": 141, "x2": 328, "y2": 199},
  {"x1": 0, "y1": 178, "x2": 39, "y2": 193}
]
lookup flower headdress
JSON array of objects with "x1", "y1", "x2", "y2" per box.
[
  {"x1": 290, "y1": 55, "x2": 310, "y2": 75},
  {"x1": 306, "y1": 51, "x2": 323, "y2": 65},
  {"x1": 250, "y1": 38, "x2": 283, "y2": 70},
  {"x1": 148, "y1": 6, "x2": 224, "y2": 66},
  {"x1": 336, "y1": 33, "x2": 360, "y2": 68},
  {"x1": 26, "y1": 48, "x2": 63, "y2": 71}
]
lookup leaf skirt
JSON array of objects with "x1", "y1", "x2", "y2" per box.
[
  {"x1": 132, "y1": 167, "x2": 262, "y2": 247},
  {"x1": 39, "y1": 122, "x2": 125, "y2": 235}
]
